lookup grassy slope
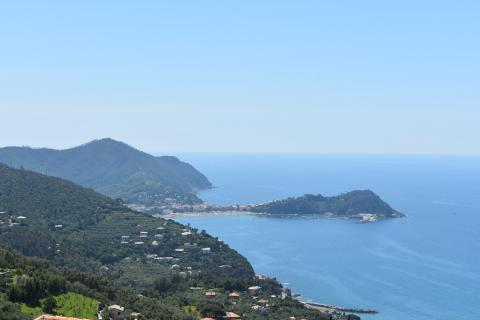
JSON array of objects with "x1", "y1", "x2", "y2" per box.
[{"x1": 20, "y1": 293, "x2": 98, "y2": 320}]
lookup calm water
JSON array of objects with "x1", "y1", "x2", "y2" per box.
[{"x1": 174, "y1": 154, "x2": 480, "y2": 319}]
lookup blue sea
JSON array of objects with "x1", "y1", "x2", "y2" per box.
[{"x1": 174, "y1": 154, "x2": 480, "y2": 320}]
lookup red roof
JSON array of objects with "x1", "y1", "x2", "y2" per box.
[{"x1": 225, "y1": 312, "x2": 241, "y2": 319}]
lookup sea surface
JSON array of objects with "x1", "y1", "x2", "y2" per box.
[{"x1": 174, "y1": 154, "x2": 480, "y2": 320}]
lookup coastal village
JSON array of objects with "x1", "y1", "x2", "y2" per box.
[
  {"x1": 1, "y1": 213, "x2": 361, "y2": 320},
  {"x1": 125, "y1": 191, "x2": 403, "y2": 224},
  {"x1": 30, "y1": 274, "x2": 362, "y2": 320},
  {"x1": 1, "y1": 208, "x2": 365, "y2": 320}
]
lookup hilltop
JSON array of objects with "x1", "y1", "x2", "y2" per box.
[
  {"x1": 0, "y1": 138, "x2": 212, "y2": 205},
  {"x1": 250, "y1": 190, "x2": 404, "y2": 221}
]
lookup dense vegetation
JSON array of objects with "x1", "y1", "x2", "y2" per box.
[
  {"x1": 0, "y1": 164, "x2": 251, "y2": 282},
  {"x1": 0, "y1": 246, "x2": 198, "y2": 319},
  {"x1": 251, "y1": 190, "x2": 404, "y2": 218},
  {"x1": 0, "y1": 165, "x2": 334, "y2": 319},
  {"x1": 0, "y1": 138, "x2": 211, "y2": 204},
  {"x1": 0, "y1": 246, "x2": 332, "y2": 320}
]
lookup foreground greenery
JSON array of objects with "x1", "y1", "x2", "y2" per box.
[
  {"x1": 0, "y1": 165, "x2": 333, "y2": 319},
  {"x1": 20, "y1": 293, "x2": 98, "y2": 319}
]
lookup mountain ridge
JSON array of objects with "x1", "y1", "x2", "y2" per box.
[{"x1": 0, "y1": 138, "x2": 212, "y2": 205}]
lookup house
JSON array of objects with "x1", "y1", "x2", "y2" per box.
[
  {"x1": 108, "y1": 304, "x2": 125, "y2": 320},
  {"x1": 175, "y1": 248, "x2": 185, "y2": 253},
  {"x1": 201, "y1": 247, "x2": 211, "y2": 254},
  {"x1": 257, "y1": 299, "x2": 268, "y2": 306},
  {"x1": 184, "y1": 242, "x2": 197, "y2": 247},
  {"x1": 130, "y1": 312, "x2": 142, "y2": 320},
  {"x1": 248, "y1": 286, "x2": 261, "y2": 295},
  {"x1": 134, "y1": 241, "x2": 144, "y2": 245},
  {"x1": 205, "y1": 291, "x2": 216, "y2": 297},
  {"x1": 228, "y1": 291, "x2": 240, "y2": 304},
  {"x1": 255, "y1": 274, "x2": 267, "y2": 280},
  {"x1": 225, "y1": 312, "x2": 241, "y2": 319},
  {"x1": 251, "y1": 305, "x2": 267, "y2": 313},
  {"x1": 151, "y1": 240, "x2": 159, "y2": 246}
]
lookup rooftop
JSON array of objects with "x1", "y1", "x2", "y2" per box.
[
  {"x1": 34, "y1": 316, "x2": 89, "y2": 320},
  {"x1": 225, "y1": 312, "x2": 241, "y2": 319}
]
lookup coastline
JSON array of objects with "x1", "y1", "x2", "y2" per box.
[
  {"x1": 154, "y1": 210, "x2": 403, "y2": 224},
  {"x1": 300, "y1": 300, "x2": 379, "y2": 315},
  {"x1": 154, "y1": 210, "x2": 263, "y2": 218}
]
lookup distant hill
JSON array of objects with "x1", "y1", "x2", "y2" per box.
[
  {"x1": 0, "y1": 138, "x2": 212, "y2": 204},
  {"x1": 250, "y1": 190, "x2": 405, "y2": 220}
]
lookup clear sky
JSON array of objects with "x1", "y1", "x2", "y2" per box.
[{"x1": 1, "y1": 1, "x2": 479, "y2": 154}]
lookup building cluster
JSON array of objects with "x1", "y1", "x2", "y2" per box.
[{"x1": 0, "y1": 211, "x2": 27, "y2": 227}]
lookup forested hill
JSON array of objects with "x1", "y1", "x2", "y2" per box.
[
  {"x1": 0, "y1": 138, "x2": 212, "y2": 204},
  {"x1": 251, "y1": 190, "x2": 404, "y2": 219},
  {"x1": 0, "y1": 164, "x2": 252, "y2": 285},
  {"x1": 0, "y1": 165, "x2": 332, "y2": 320}
]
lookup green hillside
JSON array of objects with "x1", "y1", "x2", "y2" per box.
[
  {"x1": 0, "y1": 138, "x2": 212, "y2": 205},
  {"x1": 251, "y1": 190, "x2": 404, "y2": 219},
  {"x1": 0, "y1": 165, "x2": 332, "y2": 320},
  {"x1": 0, "y1": 246, "x2": 198, "y2": 320},
  {"x1": 0, "y1": 164, "x2": 251, "y2": 283},
  {"x1": 20, "y1": 292, "x2": 98, "y2": 319}
]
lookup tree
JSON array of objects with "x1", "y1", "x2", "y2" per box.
[{"x1": 42, "y1": 296, "x2": 57, "y2": 314}]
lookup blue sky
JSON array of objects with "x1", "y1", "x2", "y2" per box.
[{"x1": 1, "y1": 1, "x2": 479, "y2": 154}]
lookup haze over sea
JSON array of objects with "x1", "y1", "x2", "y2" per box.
[{"x1": 174, "y1": 154, "x2": 480, "y2": 320}]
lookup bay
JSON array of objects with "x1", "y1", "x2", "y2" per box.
[{"x1": 174, "y1": 154, "x2": 480, "y2": 320}]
